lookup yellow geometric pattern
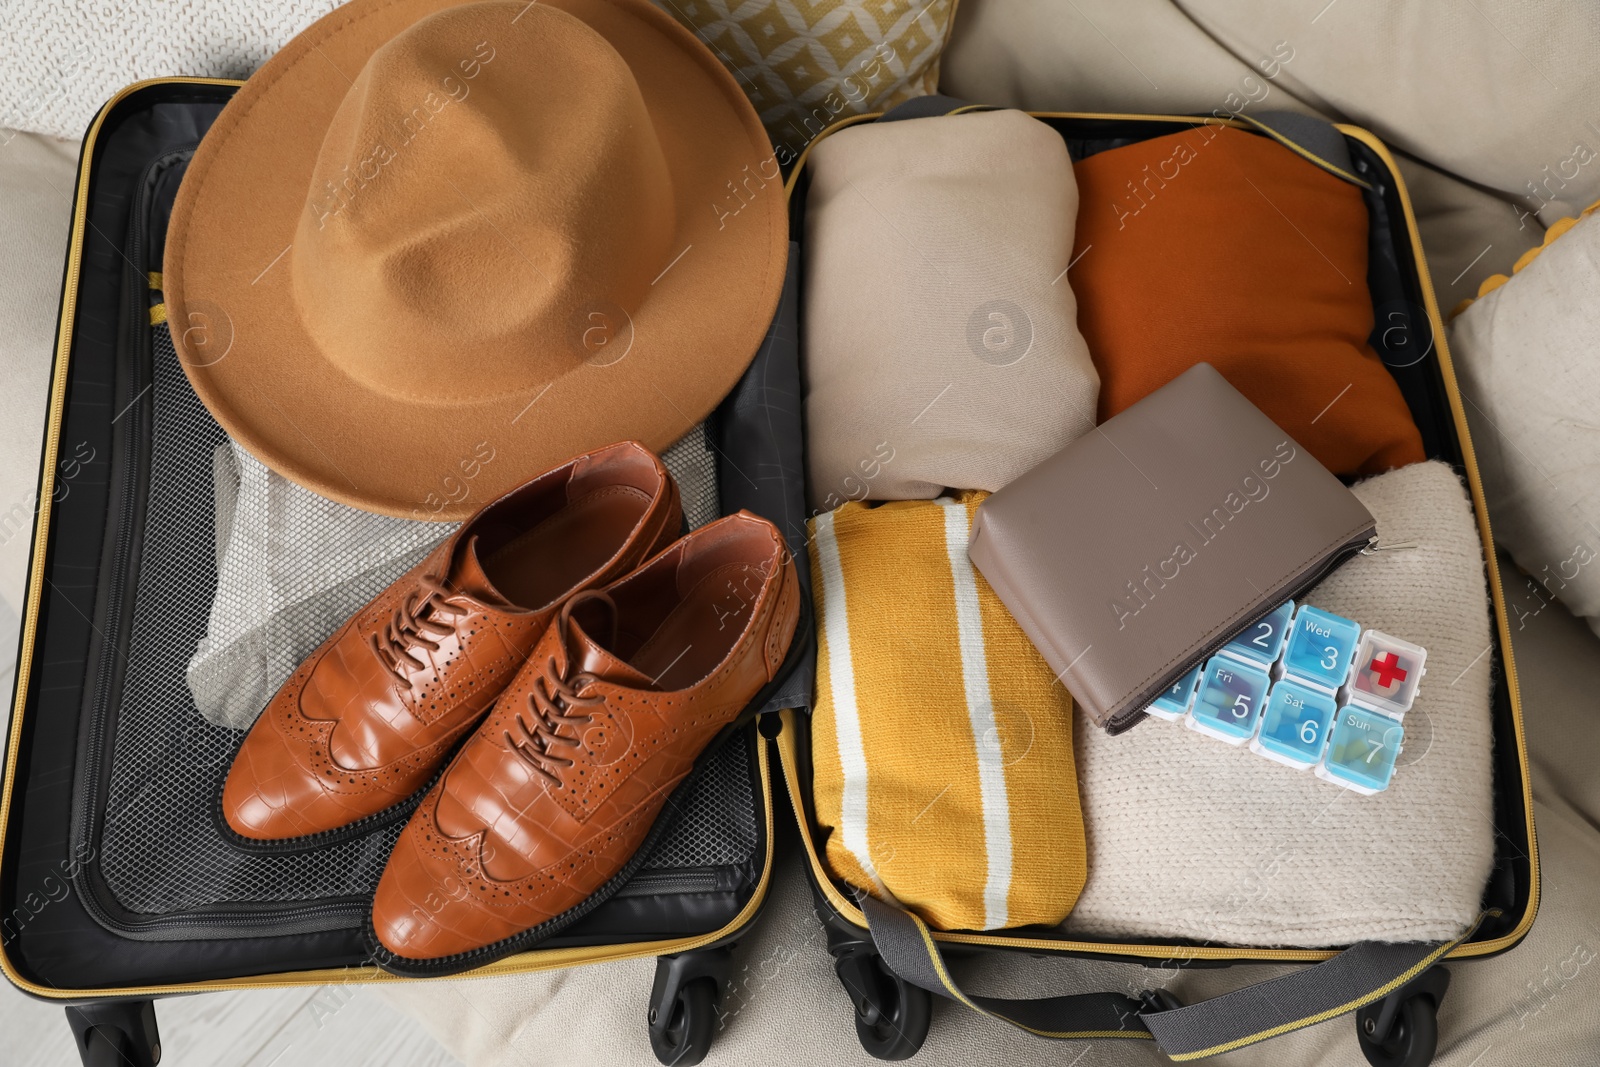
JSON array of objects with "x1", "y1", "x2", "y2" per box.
[{"x1": 656, "y1": 0, "x2": 956, "y2": 165}]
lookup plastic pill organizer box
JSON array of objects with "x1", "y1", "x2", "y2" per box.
[{"x1": 1144, "y1": 601, "x2": 1427, "y2": 794}]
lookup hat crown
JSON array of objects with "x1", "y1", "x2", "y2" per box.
[{"x1": 290, "y1": 1, "x2": 675, "y2": 404}]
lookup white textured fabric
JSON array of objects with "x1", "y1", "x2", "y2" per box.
[
  {"x1": 186, "y1": 442, "x2": 456, "y2": 730},
  {"x1": 187, "y1": 426, "x2": 723, "y2": 730},
  {"x1": 1450, "y1": 211, "x2": 1600, "y2": 642},
  {"x1": 0, "y1": 1, "x2": 342, "y2": 138},
  {"x1": 801, "y1": 108, "x2": 1099, "y2": 508},
  {"x1": 1064, "y1": 460, "x2": 1496, "y2": 947}
]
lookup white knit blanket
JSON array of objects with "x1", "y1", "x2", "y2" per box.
[
  {"x1": 1064, "y1": 460, "x2": 1495, "y2": 947},
  {"x1": 1, "y1": 1, "x2": 342, "y2": 138}
]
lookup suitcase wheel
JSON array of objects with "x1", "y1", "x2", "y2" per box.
[
  {"x1": 648, "y1": 948, "x2": 732, "y2": 1066},
  {"x1": 1355, "y1": 964, "x2": 1448, "y2": 1067},
  {"x1": 648, "y1": 976, "x2": 717, "y2": 1066},
  {"x1": 834, "y1": 948, "x2": 932, "y2": 1060},
  {"x1": 65, "y1": 1000, "x2": 161, "y2": 1067}
]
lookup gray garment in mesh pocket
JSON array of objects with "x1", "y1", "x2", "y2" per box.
[
  {"x1": 94, "y1": 326, "x2": 755, "y2": 920},
  {"x1": 185, "y1": 443, "x2": 454, "y2": 730},
  {"x1": 187, "y1": 426, "x2": 722, "y2": 730}
]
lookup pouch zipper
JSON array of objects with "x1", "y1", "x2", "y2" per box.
[
  {"x1": 1111, "y1": 526, "x2": 1378, "y2": 730},
  {"x1": 612, "y1": 868, "x2": 728, "y2": 898}
]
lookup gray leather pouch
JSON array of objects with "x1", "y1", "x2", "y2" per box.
[{"x1": 968, "y1": 363, "x2": 1376, "y2": 734}]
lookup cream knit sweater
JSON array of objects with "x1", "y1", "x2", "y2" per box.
[{"x1": 1064, "y1": 460, "x2": 1496, "y2": 947}]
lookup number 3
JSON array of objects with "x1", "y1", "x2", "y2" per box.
[
  {"x1": 1320, "y1": 645, "x2": 1339, "y2": 670},
  {"x1": 1250, "y1": 622, "x2": 1272, "y2": 648}
]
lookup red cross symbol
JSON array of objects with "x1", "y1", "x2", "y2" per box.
[{"x1": 1369, "y1": 652, "x2": 1408, "y2": 689}]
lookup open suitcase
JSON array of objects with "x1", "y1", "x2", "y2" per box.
[
  {"x1": 773, "y1": 100, "x2": 1539, "y2": 1066},
  {"x1": 0, "y1": 77, "x2": 814, "y2": 1067}
]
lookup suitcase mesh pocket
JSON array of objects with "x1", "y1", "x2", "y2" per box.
[{"x1": 92, "y1": 326, "x2": 757, "y2": 919}]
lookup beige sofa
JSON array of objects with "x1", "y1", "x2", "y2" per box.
[{"x1": 2, "y1": 1, "x2": 1597, "y2": 1063}]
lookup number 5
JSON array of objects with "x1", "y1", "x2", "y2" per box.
[
  {"x1": 983, "y1": 311, "x2": 1012, "y2": 351},
  {"x1": 1231, "y1": 694, "x2": 1252, "y2": 719}
]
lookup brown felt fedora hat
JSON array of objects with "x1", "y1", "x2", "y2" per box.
[{"x1": 165, "y1": 0, "x2": 786, "y2": 519}]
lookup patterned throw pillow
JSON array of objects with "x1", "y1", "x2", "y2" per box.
[{"x1": 653, "y1": 0, "x2": 956, "y2": 165}]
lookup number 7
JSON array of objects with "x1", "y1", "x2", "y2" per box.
[{"x1": 1364, "y1": 738, "x2": 1385, "y2": 764}]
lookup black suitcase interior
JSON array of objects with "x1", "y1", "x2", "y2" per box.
[{"x1": 0, "y1": 79, "x2": 810, "y2": 1014}]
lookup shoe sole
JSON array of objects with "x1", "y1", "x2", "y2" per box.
[
  {"x1": 365, "y1": 595, "x2": 813, "y2": 978},
  {"x1": 212, "y1": 730, "x2": 473, "y2": 856}
]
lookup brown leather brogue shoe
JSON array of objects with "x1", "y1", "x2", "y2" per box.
[
  {"x1": 220, "y1": 441, "x2": 681, "y2": 848},
  {"x1": 369, "y1": 511, "x2": 800, "y2": 973}
]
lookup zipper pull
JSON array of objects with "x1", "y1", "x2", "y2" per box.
[{"x1": 1360, "y1": 536, "x2": 1418, "y2": 556}]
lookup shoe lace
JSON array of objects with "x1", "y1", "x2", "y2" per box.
[
  {"x1": 369, "y1": 576, "x2": 469, "y2": 685},
  {"x1": 506, "y1": 592, "x2": 613, "y2": 785}
]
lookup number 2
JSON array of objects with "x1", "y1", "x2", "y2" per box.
[
  {"x1": 1320, "y1": 645, "x2": 1339, "y2": 670},
  {"x1": 1250, "y1": 622, "x2": 1272, "y2": 648}
]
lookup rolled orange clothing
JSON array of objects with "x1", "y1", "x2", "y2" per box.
[{"x1": 1070, "y1": 126, "x2": 1425, "y2": 477}]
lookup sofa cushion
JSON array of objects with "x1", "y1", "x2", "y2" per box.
[{"x1": 1449, "y1": 203, "x2": 1600, "y2": 642}]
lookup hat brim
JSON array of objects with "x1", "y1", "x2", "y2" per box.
[{"x1": 164, "y1": 0, "x2": 787, "y2": 520}]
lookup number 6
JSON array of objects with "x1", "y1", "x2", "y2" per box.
[{"x1": 1299, "y1": 719, "x2": 1319, "y2": 745}]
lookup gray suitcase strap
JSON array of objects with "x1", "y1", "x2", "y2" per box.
[{"x1": 861, "y1": 895, "x2": 1492, "y2": 1060}]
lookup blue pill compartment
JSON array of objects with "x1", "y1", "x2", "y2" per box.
[
  {"x1": 1279, "y1": 605, "x2": 1361, "y2": 693},
  {"x1": 1219, "y1": 599, "x2": 1295, "y2": 669},
  {"x1": 1184, "y1": 657, "x2": 1271, "y2": 745},
  {"x1": 1316, "y1": 705, "x2": 1404, "y2": 794},
  {"x1": 1145, "y1": 663, "x2": 1203, "y2": 722},
  {"x1": 1250, "y1": 679, "x2": 1337, "y2": 769}
]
